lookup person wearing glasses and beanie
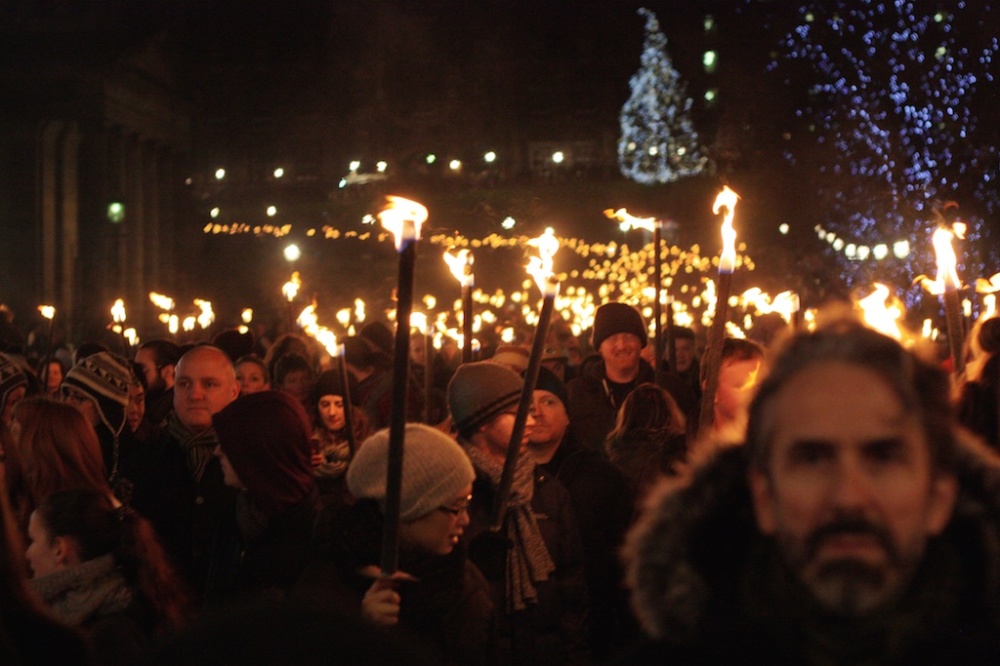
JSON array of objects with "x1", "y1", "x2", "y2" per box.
[{"x1": 298, "y1": 423, "x2": 494, "y2": 665}]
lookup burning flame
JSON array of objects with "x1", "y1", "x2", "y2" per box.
[
  {"x1": 410, "y1": 312, "x2": 428, "y2": 336},
  {"x1": 916, "y1": 226, "x2": 964, "y2": 295},
  {"x1": 241, "y1": 308, "x2": 254, "y2": 324},
  {"x1": 443, "y1": 249, "x2": 475, "y2": 288},
  {"x1": 282, "y1": 272, "x2": 302, "y2": 303},
  {"x1": 858, "y1": 283, "x2": 903, "y2": 340},
  {"x1": 111, "y1": 299, "x2": 127, "y2": 324},
  {"x1": 149, "y1": 292, "x2": 175, "y2": 311},
  {"x1": 168, "y1": 315, "x2": 179, "y2": 335},
  {"x1": 526, "y1": 227, "x2": 560, "y2": 296},
  {"x1": 38, "y1": 305, "x2": 55, "y2": 320},
  {"x1": 712, "y1": 186, "x2": 740, "y2": 273},
  {"x1": 740, "y1": 288, "x2": 800, "y2": 324},
  {"x1": 182, "y1": 317, "x2": 196, "y2": 332},
  {"x1": 975, "y1": 272, "x2": 1000, "y2": 294},
  {"x1": 297, "y1": 303, "x2": 341, "y2": 358},
  {"x1": 603, "y1": 208, "x2": 658, "y2": 233},
  {"x1": 124, "y1": 328, "x2": 138, "y2": 346},
  {"x1": 378, "y1": 196, "x2": 427, "y2": 251},
  {"x1": 194, "y1": 299, "x2": 215, "y2": 329}
]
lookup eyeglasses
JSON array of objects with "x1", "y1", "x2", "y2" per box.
[{"x1": 437, "y1": 496, "x2": 472, "y2": 517}]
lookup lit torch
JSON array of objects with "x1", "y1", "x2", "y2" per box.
[
  {"x1": 699, "y1": 186, "x2": 740, "y2": 435},
  {"x1": 411, "y1": 312, "x2": 435, "y2": 425},
  {"x1": 282, "y1": 271, "x2": 302, "y2": 332},
  {"x1": 110, "y1": 298, "x2": 130, "y2": 355},
  {"x1": 444, "y1": 249, "x2": 475, "y2": 363},
  {"x1": 194, "y1": 299, "x2": 215, "y2": 331},
  {"x1": 38, "y1": 305, "x2": 56, "y2": 387},
  {"x1": 858, "y1": 283, "x2": 904, "y2": 341},
  {"x1": 605, "y1": 207, "x2": 667, "y2": 383},
  {"x1": 378, "y1": 195, "x2": 427, "y2": 576},
  {"x1": 492, "y1": 227, "x2": 560, "y2": 530},
  {"x1": 150, "y1": 292, "x2": 176, "y2": 341},
  {"x1": 915, "y1": 225, "x2": 966, "y2": 375}
]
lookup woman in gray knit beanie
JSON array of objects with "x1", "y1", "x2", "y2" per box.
[{"x1": 297, "y1": 424, "x2": 494, "y2": 665}]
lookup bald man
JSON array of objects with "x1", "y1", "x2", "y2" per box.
[{"x1": 122, "y1": 345, "x2": 241, "y2": 598}]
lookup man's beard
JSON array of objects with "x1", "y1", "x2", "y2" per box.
[{"x1": 780, "y1": 516, "x2": 919, "y2": 616}]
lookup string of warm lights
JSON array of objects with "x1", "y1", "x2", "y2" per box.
[{"x1": 813, "y1": 223, "x2": 911, "y2": 262}]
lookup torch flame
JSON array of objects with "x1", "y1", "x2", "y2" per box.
[
  {"x1": 410, "y1": 312, "x2": 428, "y2": 336},
  {"x1": 443, "y1": 249, "x2": 475, "y2": 288},
  {"x1": 149, "y1": 292, "x2": 175, "y2": 311},
  {"x1": 38, "y1": 305, "x2": 55, "y2": 320},
  {"x1": 111, "y1": 298, "x2": 127, "y2": 324},
  {"x1": 740, "y1": 288, "x2": 800, "y2": 324},
  {"x1": 298, "y1": 302, "x2": 342, "y2": 358},
  {"x1": 182, "y1": 316, "x2": 196, "y2": 332},
  {"x1": 858, "y1": 283, "x2": 903, "y2": 341},
  {"x1": 916, "y1": 226, "x2": 963, "y2": 295},
  {"x1": 975, "y1": 272, "x2": 1000, "y2": 294},
  {"x1": 603, "y1": 208, "x2": 658, "y2": 233},
  {"x1": 241, "y1": 308, "x2": 253, "y2": 324},
  {"x1": 168, "y1": 315, "x2": 179, "y2": 335},
  {"x1": 526, "y1": 228, "x2": 560, "y2": 296},
  {"x1": 378, "y1": 195, "x2": 427, "y2": 251},
  {"x1": 712, "y1": 186, "x2": 740, "y2": 273},
  {"x1": 194, "y1": 299, "x2": 215, "y2": 329},
  {"x1": 282, "y1": 272, "x2": 301, "y2": 303},
  {"x1": 124, "y1": 328, "x2": 138, "y2": 346}
]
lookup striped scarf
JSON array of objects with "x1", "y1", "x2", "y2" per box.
[
  {"x1": 168, "y1": 413, "x2": 218, "y2": 485},
  {"x1": 466, "y1": 445, "x2": 555, "y2": 612}
]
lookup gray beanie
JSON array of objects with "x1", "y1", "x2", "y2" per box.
[
  {"x1": 592, "y1": 302, "x2": 648, "y2": 350},
  {"x1": 347, "y1": 424, "x2": 474, "y2": 521},
  {"x1": 447, "y1": 361, "x2": 523, "y2": 438}
]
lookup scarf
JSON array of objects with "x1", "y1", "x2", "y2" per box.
[
  {"x1": 168, "y1": 413, "x2": 218, "y2": 485},
  {"x1": 311, "y1": 428, "x2": 351, "y2": 480},
  {"x1": 465, "y1": 445, "x2": 555, "y2": 612},
  {"x1": 30, "y1": 554, "x2": 134, "y2": 627}
]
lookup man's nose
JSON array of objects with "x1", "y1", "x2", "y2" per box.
[{"x1": 830, "y1": 458, "x2": 874, "y2": 509}]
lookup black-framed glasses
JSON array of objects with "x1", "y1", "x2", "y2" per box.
[{"x1": 437, "y1": 496, "x2": 472, "y2": 517}]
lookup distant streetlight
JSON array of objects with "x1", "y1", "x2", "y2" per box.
[
  {"x1": 267, "y1": 206, "x2": 277, "y2": 217},
  {"x1": 107, "y1": 200, "x2": 125, "y2": 224},
  {"x1": 273, "y1": 167, "x2": 285, "y2": 178},
  {"x1": 210, "y1": 207, "x2": 220, "y2": 218},
  {"x1": 426, "y1": 154, "x2": 437, "y2": 164},
  {"x1": 552, "y1": 151, "x2": 565, "y2": 164},
  {"x1": 376, "y1": 161, "x2": 388, "y2": 173},
  {"x1": 449, "y1": 159, "x2": 462, "y2": 171},
  {"x1": 349, "y1": 160, "x2": 361, "y2": 172},
  {"x1": 215, "y1": 168, "x2": 226, "y2": 180},
  {"x1": 284, "y1": 244, "x2": 301, "y2": 263},
  {"x1": 502, "y1": 216, "x2": 515, "y2": 230},
  {"x1": 484, "y1": 151, "x2": 497, "y2": 163}
]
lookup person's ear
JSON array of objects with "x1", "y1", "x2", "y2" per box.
[
  {"x1": 161, "y1": 364, "x2": 175, "y2": 385},
  {"x1": 748, "y1": 466, "x2": 777, "y2": 535},
  {"x1": 53, "y1": 535, "x2": 80, "y2": 567},
  {"x1": 925, "y1": 473, "x2": 958, "y2": 536}
]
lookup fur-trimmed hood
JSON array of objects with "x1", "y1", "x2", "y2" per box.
[{"x1": 623, "y1": 435, "x2": 1000, "y2": 646}]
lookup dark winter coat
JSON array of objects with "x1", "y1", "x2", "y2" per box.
[
  {"x1": 297, "y1": 499, "x2": 495, "y2": 666},
  {"x1": 206, "y1": 486, "x2": 321, "y2": 606},
  {"x1": 466, "y1": 469, "x2": 590, "y2": 665},
  {"x1": 541, "y1": 429, "x2": 634, "y2": 659},
  {"x1": 566, "y1": 358, "x2": 695, "y2": 452},
  {"x1": 121, "y1": 430, "x2": 237, "y2": 598},
  {"x1": 622, "y1": 439, "x2": 1000, "y2": 665}
]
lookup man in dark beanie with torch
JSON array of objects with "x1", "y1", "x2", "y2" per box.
[
  {"x1": 567, "y1": 301, "x2": 694, "y2": 452},
  {"x1": 448, "y1": 361, "x2": 589, "y2": 665}
]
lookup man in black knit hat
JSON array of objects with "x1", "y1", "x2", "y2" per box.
[{"x1": 567, "y1": 302, "x2": 694, "y2": 452}]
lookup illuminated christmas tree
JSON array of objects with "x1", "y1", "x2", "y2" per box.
[
  {"x1": 618, "y1": 8, "x2": 708, "y2": 185},
  {"x1": 773, "y1": 1, "x2": 999, "y2": 298}
]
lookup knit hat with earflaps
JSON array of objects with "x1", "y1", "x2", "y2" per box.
[{"x1": 61, "y1": 351, "x2": 131, "y2": 438}]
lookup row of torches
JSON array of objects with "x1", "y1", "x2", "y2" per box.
[{"x1": 34, "y1": 188, "x2": 997, "y2": 580}]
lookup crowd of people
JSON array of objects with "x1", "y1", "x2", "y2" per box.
[{"x1": 2, "y1": 298, "x2": 1000, "y2": 664}]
